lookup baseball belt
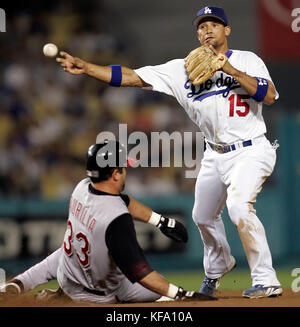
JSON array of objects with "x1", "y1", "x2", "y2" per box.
[
  {"x1": 207, "y1": 139, "x2": 253, "y2": 154},
  {"x1": 83, "y1": 287, "x2": 106, "y2": 296}
]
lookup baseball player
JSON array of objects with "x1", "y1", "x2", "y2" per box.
[
  {"x1": 53, "y1": 5, "x2": 282, "y2": 298},
  {"x1": 1, "y1": 140, "x2": 214, "y2": 304}
]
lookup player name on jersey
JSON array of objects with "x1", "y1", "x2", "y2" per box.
[{"x1": 69, "y1": 195, "x2": 97, "y2": 233}]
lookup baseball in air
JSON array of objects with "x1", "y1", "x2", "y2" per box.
[{"x1": 43, "y1": 43, "x2": 58, "y2": 57}]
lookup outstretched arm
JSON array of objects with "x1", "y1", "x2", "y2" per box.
[
  {"x1": 106, "y1": 214, "x2": 213, "y2": 301},
  {"x1": 128, "y1": 197, "x2": 152, "y2": 222},
  {"x1": 56, "y1": 51, "x2": 148, "y2": 87},
  {"x1": 128, "y1": 197, "x2": 188, "y2": 243}
]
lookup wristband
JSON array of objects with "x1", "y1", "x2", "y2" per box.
[
  {"x1": 109, "y1": 65, "x2": 122, "y2": 87},
  {"x1": 148, "y1": 212, "x2": 161, "y2": 226},
  {"x1": 167, "y1": 283, "x2": 179, "y2": 299},
  {"x1": 252, "y1": 77, "x2": 269, "y2": 102}
]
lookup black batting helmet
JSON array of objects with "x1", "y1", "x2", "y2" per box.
[{"x1": 86, "y1": 140, "x2": 135, "y2": 182}]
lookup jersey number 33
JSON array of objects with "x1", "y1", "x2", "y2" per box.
[{"x1": 64, "y1": 220, "x2": 90, "y2": 268}]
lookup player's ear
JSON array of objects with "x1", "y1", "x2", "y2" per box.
[
  {"x1": 111, "y1": 168, "x2": 124, "y2": 181},
  {"x1": 111, "y1": 168, "x2": 120, "y2": 181},
  {"x1": 225, "y1": 25, "x2": 231, "y2": 37},
  {"x1": 196, "y1": 29, "x2": 201, "y2": 42}
]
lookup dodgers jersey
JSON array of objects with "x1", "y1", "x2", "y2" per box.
[
  {"x1": 134, "y1": 50, "x2": 279, "y2": 144},
  {"x1": 59, "y1": 178, "x2": 152, "y2": 296}
]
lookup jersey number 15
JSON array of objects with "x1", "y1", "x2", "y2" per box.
[{"x1": 228, "y1": 94, "x2": 250, "y2": 117}]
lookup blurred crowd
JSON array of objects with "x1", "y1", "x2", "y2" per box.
[{"x1": 0, "y1": 1, "x2": 199, "y2": 200}]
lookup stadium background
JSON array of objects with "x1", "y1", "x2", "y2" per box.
[{"x1": 0, "y1": 0, "x2": 299, "y2": 292}]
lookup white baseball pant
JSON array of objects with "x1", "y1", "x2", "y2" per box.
[{"x1": 192, "y1": 135, "x2": 281, "y2": 286}]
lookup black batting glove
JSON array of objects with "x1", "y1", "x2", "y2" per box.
[
  {"x1": 175, "y1": 287, "x2": 217, "y2": 301},
  {"x1": 157, "y1": 216, "x2": 188, "y2": 243}
]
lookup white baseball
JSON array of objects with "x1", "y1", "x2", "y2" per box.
[{"x1": 43, "y1": 43, "x2": 58, "y2": 57}]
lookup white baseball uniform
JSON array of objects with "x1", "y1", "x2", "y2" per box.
[
  {"x1": 134, "y1": 49, "x2": 281, "y2": 286},
  {"x1": 15, "y1": 178, "x2": 160, "y2": 303}
]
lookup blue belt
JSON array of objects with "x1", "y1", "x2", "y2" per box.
[{"x1": 207, "y1": 140, "x2": 252, "y2": 154}]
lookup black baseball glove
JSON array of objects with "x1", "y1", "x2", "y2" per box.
[{"x1": 157, "y1": 216, "x2": 188, "y2": 243}]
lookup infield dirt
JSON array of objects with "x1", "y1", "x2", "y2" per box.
[{"x1": 1, "y1": 288, "x2": 299, "y2": 307}]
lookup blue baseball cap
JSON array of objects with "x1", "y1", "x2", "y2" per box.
[{"x1": 193, "y1": 6, "x2": 229, "y2": 27}]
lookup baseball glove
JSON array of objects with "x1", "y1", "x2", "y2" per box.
[{"x1": 185, "y1": 45, "x2": 228, "y2": 85}]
